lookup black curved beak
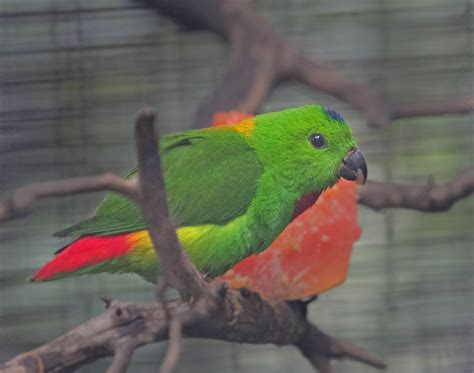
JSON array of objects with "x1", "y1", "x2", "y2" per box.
[{"x1": 339, "y1": 149, "x2": 368, "y2": 185}]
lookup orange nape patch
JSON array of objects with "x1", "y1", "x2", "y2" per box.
[
  {"x1": 212, "y1": 111, "x2": 254, "y2": 126},
  {"x1": 31, "y1": 233, "x2": 139, "y2": 281},
  {"x1": 216, "y1": 118, "x2": 256, "y2": 137},
  {"x1": 211, "y1": 112, "x2": 255, "y2": 137},
  {"x1": 220, "y1": 179, "x2": 361, "y2": 301}
]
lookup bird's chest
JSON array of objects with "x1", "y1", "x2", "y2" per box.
[{"x1": 249, "y1": 188, "x2": 320, "y2": 254}]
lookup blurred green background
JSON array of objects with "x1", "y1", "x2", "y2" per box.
[{"x1": 0, "y1": 0, "x2": 472, "y2": 372}]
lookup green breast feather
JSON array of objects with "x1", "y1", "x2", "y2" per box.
[{"x1": 54, "y1": 128, "x2": 264, "y2": 238}]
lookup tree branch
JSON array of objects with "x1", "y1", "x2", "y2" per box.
[
  {"x1": 358, "y1": 169, "x2": 474, "y2": 211},
  {"x1": 107, "y1": 338, "x2": 140, "y2": 373},
  {"x1": 134, "y1": 108, "x2": 207, "y2": 301},
  {"x1": 139, "y1": 0, "x2": 473, "y2": 128},
  {"x1": 1, "y1": 0, "x2": 471, "y2": 371},
  {"x1": 391, "y1": 97, "x2": 474, "y2": 120},
  {"x1": 159, "y1": 317, "x2": 182, "y2": 373},
  {"x1": 0, "y1": 174, "x2": 139, "y2": 222},
  {"x1": 0, "y1": 108, "x2": 387, "y2": 373},
  {"x1": 0, "y1": 301, "x2": 170, "y2": 373},
  {"x1": 0, "y1": 295, "x2": 385, "y2": 373},
  {"x1": 288, "y1": 53, "x2": 392, "y2": 128},
  {"x1": 296, "y1": 324, "x2": 386, "y2": 372}
]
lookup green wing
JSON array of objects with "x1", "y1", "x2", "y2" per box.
[{"x1": 54, "y1": 129, "x2": 263, "y2": 238}]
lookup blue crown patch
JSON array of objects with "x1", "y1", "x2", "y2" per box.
[{"x1": 325, "y1": 108, "x2": 345, "y2": 123}]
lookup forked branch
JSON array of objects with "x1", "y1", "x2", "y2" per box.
[{"x1": 140, "y1": 0, "x2": 473, "y2": 128}]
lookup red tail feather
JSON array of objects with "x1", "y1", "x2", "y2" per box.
[{"x1": 32, "y1": 234, "x2": 132, "y2": 282}]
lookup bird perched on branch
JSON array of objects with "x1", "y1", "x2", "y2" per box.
[{"x1": 31, "y1": 105, "x2": 367, "y2": 284}]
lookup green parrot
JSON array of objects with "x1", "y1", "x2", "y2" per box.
[{"x1": 31, "y1": 105, "x2": 367, "y2": 283}]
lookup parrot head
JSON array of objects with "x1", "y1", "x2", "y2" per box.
[{"x1": 253, "y1": 105, "x2": 367, "y2": 196}]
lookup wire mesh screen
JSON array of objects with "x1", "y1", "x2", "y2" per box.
[{"x1": 0, "y1": 0, "x2": 473, "y2": 372}]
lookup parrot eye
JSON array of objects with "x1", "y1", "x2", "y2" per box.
[{"x1": 309, "y1": 133, "x2": 326, "y2": 148}]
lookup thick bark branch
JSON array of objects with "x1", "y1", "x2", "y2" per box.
[
  {"x1": 358, "y1": 169, "x2": 474, "y2": 211},
  {"x1": 0, "y1": 301, "x2": 171, "y2": 373},
  {"x1": 0, "y1": 292, "x2": 385, "y2": 373}
]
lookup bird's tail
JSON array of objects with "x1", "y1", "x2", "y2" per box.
[{"x1": 30, "y1": 231, "x2": 156, "y2": 282}]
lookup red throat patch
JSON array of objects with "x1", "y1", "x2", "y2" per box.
[{"x1": 292, "y1": 192, "x2": 320, "y2": 220}]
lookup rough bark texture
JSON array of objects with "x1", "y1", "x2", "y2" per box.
[{"x1": 0, "y1": 294, "x2": 386, "y2": 373}]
